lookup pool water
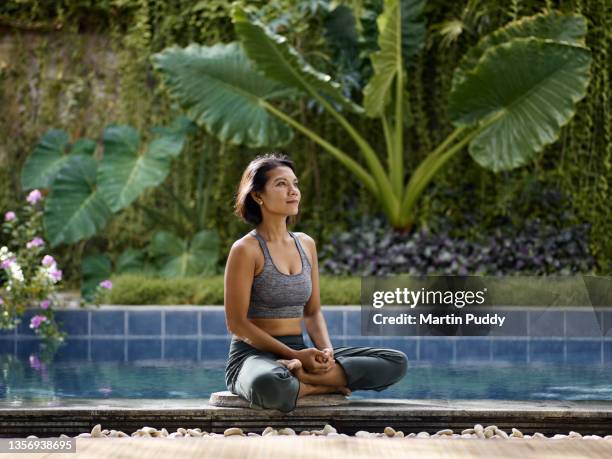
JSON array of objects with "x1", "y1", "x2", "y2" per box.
[
  {"x1": 2, "y1": 337, "x2": 612, "y2": 405},
  {"x1": 2, "y1": 360, "x2": 612, "y2": 404}
]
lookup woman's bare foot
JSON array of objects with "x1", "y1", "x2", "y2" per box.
[
  {"x1": 298, "y1": 381, "x2": 351, "y2": 398},
  {"x1": 276, "y1": 358, "x2": 302, "y2": 371}
]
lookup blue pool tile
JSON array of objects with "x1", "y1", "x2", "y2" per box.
[
  {"x1": 489, "y1": 311, "x2": 528, "y2": 337},
  {"x1": 420, "y1": 339, "x2": 454, "y2": 362},
  {"x1": 345, "y1": 310, "x2": 362, "y2": 336},
  {"x1": 565, "y1": 311, "x2": 604, "y2": 338},
  {"x1": 0, "y1": 339, "x2": 15, "y2": 354},
  {"x1": 0, "y1": 325, "x2": 16, "y2": 337},
  {"x1": 492, "y1": 339, "x2": 527, "y2": 362},
  {"x1": 164, "y1": 339, "x2": 198, "y2": 359},
  {"x1": 16, "y1": 310, "x2": 38, "y2": 336},
  {"x1": 201, "y1": 311, "x2": 227, "y2": 335},
  {"x1": 55, "y1": 339, "x2": 88, "y2": 361},
  {"x1": 16, "y1": 339, "x2": 42, "y2": 358},
  {"x1": 605, "y1": 341, "x2": 612, "y2": 363},
  {"x1": 604, "y1": 312, "x2": 612, "y2": 338},
  {"x1": 200, "y1": 339, "x2": 230, "y2": 360},
  {"x1": 91, "y1": 311, "x2": 125, "y2": 336},
  {"x1": 128, "y1": 311, "x2": 161, "y2": 336},
  {"x1": 566, "y1": 340, "x2": 602, "y2": 363},
  {"x1": 529, "y1": 310, "x2": 564, "y2": 337},
  {"x1": 128, "y1": 339, "x2": 161, "y2": 360},
  {"x1": 456, "y1": 338, "x2": 491, "y2": 362},
  {"x1": 91, "y1": 339, "x2": 125, "y2": 361},
  {"x1": 55, "y1": 311, "x2": 89, "y2": 336},
  {"x1": 322, "y1": 310, "x2": 344, "y2": 335},
  {"x1": 529, "y1": 339, "x2": 564, "y2": 362},
  {"x1": 165, "y1": 311, "x2": 198, "y2": 336}
]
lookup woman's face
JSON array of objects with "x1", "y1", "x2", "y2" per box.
[{"x1": 255, "y1": 166, "x2": 300, "y2": 215}]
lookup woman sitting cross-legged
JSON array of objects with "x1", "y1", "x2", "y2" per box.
[{"x1": 224, "y1": 153, "x2": 408, "y2": 413}]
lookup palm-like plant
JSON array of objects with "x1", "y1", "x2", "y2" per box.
[{"x1": 152, "y1": 2, "x2": 591, "y2": 230}]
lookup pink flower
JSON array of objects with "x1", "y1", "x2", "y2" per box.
[
  {"x1": 29, "y1": 314, "x2": 47, "y2": 329},
  {"x1": 40, "y1": 299, "x2": 50, "y2": 309},
  {"x1": 4, "y1": 211, "x2": 15, "y2": 221},
  {"x1": 26, "y1": 189, "x2": 43, "y2": 204},
  {"x1": 41, "y1": 255, "x2": 56, "y2": 267},
  {"x1": 100, "y1": 279, "x2": 113, "y2": 290},
  {"x1": 1, "y1": 257, "x2": 15, "y2": 269},
  {"x1": 26, "y1": 237, "x2": 45, "y2": 249},
  {"x1": 50, "y1": 269, "x2": 62, "y2": 282}
]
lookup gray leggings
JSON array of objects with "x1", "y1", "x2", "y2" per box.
[{"x1": 225, "y1": 334, "x2": 408, "y2": 413}]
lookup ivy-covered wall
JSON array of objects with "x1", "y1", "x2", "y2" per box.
[{"x1": 0, "y1": 0, "x2": 609, "y2": 286}]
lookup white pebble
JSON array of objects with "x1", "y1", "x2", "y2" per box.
[
  {"x1": 322, "y1": 424, "x2": 337, "y2": 435},
  {"x1": 223, "y1": 427, "x2": 244, "y2": 437},
  {"x1": 299, "y1": 431, "x2": 311, "y2": 436},
  {"x1": 394, "y1": 431, "x2": 405, "y2": 438},
  {"x1": 511, "y1": 428, "x2": 523, "y2": 438},
  {"x1": 436, "y1": 429, "x2": 453, "y2": 436},
  {"x1": 247, "y1": 432, "x2": 260, "y2": 437},
  {"x1": 569, "y1": 431, "x2": 582, "y2": 439},
  {"x1": 278, "y1": 428, "x2": 295, "y2": 436},
  {"x1": 461, "y1": 428, "x2": 475, "y2": 435},
  {"x1": 384, "y1": 426, "x2": 396, "y2": 437},
  {"x1": 416, "y1": 432, "x2": 430, "y2": 438},
  {"x1": 91, "y1": 424, "x2": 102, "y2": 438},
  {"x1": 494, "y1": 428, "x2": 509, "y2": 439}
]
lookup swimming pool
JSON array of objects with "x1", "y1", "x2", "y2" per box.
[{"x1": 2, "y1": 336, "x2": 612, "y2": 405}]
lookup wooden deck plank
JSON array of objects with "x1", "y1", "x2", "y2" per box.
[{"x1": 18, "y1": 437, "x2": 612, "y2": 459}]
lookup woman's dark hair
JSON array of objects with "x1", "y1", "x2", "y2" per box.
[{"x1": 234, "y1": 153, "x2": 300, "y2": 226}]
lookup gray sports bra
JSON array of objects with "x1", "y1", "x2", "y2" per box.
[{"x1": 247, "y1": 229, "x2": 312, "y2": 319}]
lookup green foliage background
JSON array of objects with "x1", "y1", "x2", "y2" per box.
[{"x1": 0, "y1": 0, "x2": 610, "y2": 288}]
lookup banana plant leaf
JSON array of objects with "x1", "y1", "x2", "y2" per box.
[
  {"x1": 97, "y1": 124, "x2": 187, "y2": 212},
  {"x1": 151, "y1": 42, "x2": 294, "y2": 147},
  {"x1": 232, "y1": 6, "x2": 363, "y2": 114},
  {"x1": 44, "y1": 155, "x2": 112, "y2": 246},
  {"x1": 449, "y1": 38, "x2": 591, "y2": 172},
  {"x1": 21, "y1": 129, "x2": 96, "y2": 190},
  {"x1": 81, "y1": 254, "x2": 112, "y2": 301},
  {"x1": 148, "y1": 230, "x2": 220, "y2": 278},
  {"x1": 453, "y1": 11, "x2": 587, "y2": 89}
]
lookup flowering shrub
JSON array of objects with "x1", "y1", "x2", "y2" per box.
[{"x1": 0, "y1": 190, "x2": 66, "y2": 341}]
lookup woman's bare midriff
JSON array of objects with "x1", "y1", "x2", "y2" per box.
[{"x1": 244, "y1": 317, "x2": 302, "y2": 337}]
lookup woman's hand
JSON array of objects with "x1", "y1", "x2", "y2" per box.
[
  {"x1": 307, "y1": 347, "x2": 335, "y2": 374},
  {"x1": 295, "y1": 348, "x2": 333, "y2": 373}
]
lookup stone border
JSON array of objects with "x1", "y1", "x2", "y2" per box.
[{"x1": 2, "y1": 399, "x2": 612, "y2": 438}]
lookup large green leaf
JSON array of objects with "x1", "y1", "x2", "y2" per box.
[
  {"x1": 81, "y1": 254, "x2": 112, "y2": 301},
  {"x1": 449, "y1": 38, "x2": 591, "y2": 172},
  {"x1": 97, "y1": 124, "x2": 187, "y2": 212},
  {"x1": 21, "y1": 129, "x2": 97, "y2": 190},
  {"x1": 116, "y1": 248, "x2": 151, "y2": 274},
  {"x1": 151, "y1": 42, "x2": 293, "y2": 147},
  {"x1": 44, "y1": 155, "x2": 112, "y2": 246},
  {"x1": 232, "y1": 6, "x2": 362, "y2": 113},
  {"x1": 453, "y1": 11, "x2": 587, "y2": 89},
  {"x1": 362, "y1": 0, "x2": 425, "y2": 117},
  {"x1": 148, "y1": 230, "x2": 220, "y2": 278}
]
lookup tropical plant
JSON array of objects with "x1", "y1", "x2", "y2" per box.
[
  {"x1": 20, "y1": 117, "x2": 221, "y2": 298},
  {"x1": 152, "y1": 3, "x2": 592, "y2": 230}
]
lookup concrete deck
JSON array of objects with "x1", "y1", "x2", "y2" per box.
[{"x1": 2, "y1": 399, "x2": 612, "y2": 438}]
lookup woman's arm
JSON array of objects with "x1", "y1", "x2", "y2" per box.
[
  {"x1": 224, "y1": 241, "x2": 299, "y2": 358},
  {"x1": 301, "y1": 235, "x2": 333, "y2": 351}
]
